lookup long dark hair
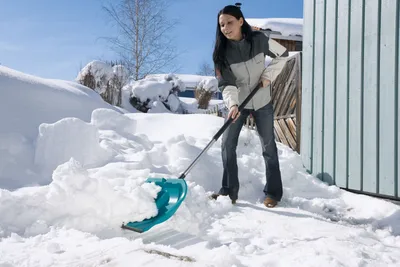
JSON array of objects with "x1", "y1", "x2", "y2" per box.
[{"x1": 212, "y1": 5, "x2": 253, "y2": 69}]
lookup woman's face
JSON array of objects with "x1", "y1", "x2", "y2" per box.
[{"x1": 219, "y1": 14, "x2": 243, "y2": 41}]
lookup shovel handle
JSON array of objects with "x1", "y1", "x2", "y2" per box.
[
  {"x1": 178, "y1": 83, "x2": 264, "y2": 179},
  {"x1": 212, "y1": 83, "x2": 263, "y2": 140}
]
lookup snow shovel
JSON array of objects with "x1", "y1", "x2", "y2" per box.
[{"x1": 121, "y1": 82, "x2": 264, "y2": 233}]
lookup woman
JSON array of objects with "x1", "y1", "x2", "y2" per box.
[{"x1": 211, "y1": 5, "x2": 288, "y2": 208}]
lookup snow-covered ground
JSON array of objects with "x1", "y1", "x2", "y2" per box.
[{"x1": 1, "y1": 65, "x2": 399, "y2": 266}]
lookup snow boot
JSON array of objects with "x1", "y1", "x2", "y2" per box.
[{"x1": 263, "y1": 197, "x2": 278, "y2": 208}]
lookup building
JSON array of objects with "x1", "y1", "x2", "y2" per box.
[
  {"x1": 246, "y1": 18, "x2": 303, "y2": 51},
  {"x1": 300, "y1": 0, "x2": 399, "y2": 201}
]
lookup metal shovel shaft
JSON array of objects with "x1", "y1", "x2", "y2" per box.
[{"x1": 178, "y1": 83, "x2": 264, "y2": 179}]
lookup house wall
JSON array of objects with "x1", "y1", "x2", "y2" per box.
[{"x1": 301, "y1": 0, "x2": 399, "y2": 200}]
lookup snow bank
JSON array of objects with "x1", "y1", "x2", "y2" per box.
[
  {"x1": 0, "y1": 66, "x2": 118, "y2": 139},
  {"x1": 0, "y1": 66, "x2": 121, "y2": 189},
  {"x1": 0, "y1": 158, "x2": 160, "y2": 237},
  {"x1": 246, "y1": 18, "x2": 303, "y2": 36}
]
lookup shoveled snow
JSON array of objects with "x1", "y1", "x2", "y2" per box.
[{"x1": 1, "y1": 66, "x2": 400, "y2": 266}]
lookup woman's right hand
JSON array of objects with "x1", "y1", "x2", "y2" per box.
[{"x1": 228, "y1": 105, "x2": 240, "y2": 122}]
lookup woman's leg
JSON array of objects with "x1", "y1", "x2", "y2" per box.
[
  {"x1": 252, "y1": 103, "x2": 283, "y2": 204},
  {"x1": 217, "y1": 109, "x2": 249, "y2": 201}
]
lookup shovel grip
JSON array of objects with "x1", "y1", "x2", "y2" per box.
[{"x1": 213, "y1": 83, "x2": 263, "y2": 141}]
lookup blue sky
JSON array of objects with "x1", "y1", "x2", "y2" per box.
[{"x1": 0, "y1": 0, "x2": 303, "y2": 81}]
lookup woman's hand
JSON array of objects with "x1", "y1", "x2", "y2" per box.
[
  {"x1": 228, "y1": 105, "x2": 240, "y2": 122},
  {"x1": 261, "y1": 78, "x2": 271, "y2": 88}
]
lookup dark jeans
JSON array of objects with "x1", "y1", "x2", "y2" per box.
[{"x1": 218, "y1": 102, "x2": 283, "y2": 201}]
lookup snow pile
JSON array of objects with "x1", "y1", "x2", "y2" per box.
[
  {"x1": 76, "y1": 61, "x2": 131, "y2": 107},
  {"x1": 0, "y1": 66, "x2": 120, "y2": 190},
  {"x1": 0, "y1": 158, "x2": 160, "y2": 237},
  {"x1": 126, "y1": 73, "x2": 187, "y2": 113},
  {"x1": 1, "y1": 66, "x2": 400, "y2": 266},
  {"x1": 76, "y1": 60, "x2": 114, "y2": 94},
  {"x1": 196, "y1": 76, "x2": 218, "y2": 92},
  {"x1": 246, "y1": 18, "x2": 303, "y2": 36}
]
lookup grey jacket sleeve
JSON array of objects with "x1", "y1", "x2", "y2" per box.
[
  {"x1": 215, "y1": 64, "x2": 239, "y2": 109},
  {"x1": 258, "y1": 34, "x2": 289, "y2": 83}
]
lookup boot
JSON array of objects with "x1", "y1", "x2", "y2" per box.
[{"x1": 263, "y1": 196, "x2": 278, "y2": 208}]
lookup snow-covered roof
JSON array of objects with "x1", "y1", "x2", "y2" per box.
[{"x1": 246, "y1": 18, "x2": 303, "y2": 38}]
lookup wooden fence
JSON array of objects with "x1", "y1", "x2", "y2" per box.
[
  {"x1": 196, "y1": 53, "x2": 302, "y2": 153},
  {"x1": 245, "y1": 52, "x2": 302, "y2": 153}
]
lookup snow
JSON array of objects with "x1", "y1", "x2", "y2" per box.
[
  {"x1": 1, "y1": 66, "x2": 400, "y2": 266},
  {"x1": 147, "y1": 73, "x2": 217, "y2": 90},
  {"x1": 76, "y1": 60, "x2": 115, "y2": 94},
  {"x1": 197, "y1": 76, "x2": 218, "y2": 92},
  {"x1": 246, "y1": 18, "x2": 303, "y2": 36}
]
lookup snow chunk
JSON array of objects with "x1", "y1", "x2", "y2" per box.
[
  {"x1": 91, "y1": 108, "x2": 136, "y2": 135},
  {"x1": 34, "y1": 117, "x2": 113, "y2": 176}
]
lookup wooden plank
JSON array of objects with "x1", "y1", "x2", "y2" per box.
[
  {"x1": 379, "y1": 0, "x2": 397, "y2": 196},
  {"x1": 274, "y1": 60, "x2": 296, "y2": 116},
  {"x1": 274, "y1": 120, "x2": 289, "y2": 147},
  {"x1": 275, "y1": 114, "x2": 296, "y2": 120},
  {"x1": 286, "y1": 118, "x2": 297, "y2": 140},
  {"x1": 312, "y1": 0, "x2": 325, "y2": 178},
  {"x1": 322, "y1": 0, "x2": 337, "y2": 185},
  {"x1": 282, "y1": 80, "x2": 297, "y2": 116},
  {"x1": 348, "y1": 0, "x2": 363, "y2": 191},
  {"x1": 279, "y1": 119, "x2": 296, "y2": 149},
  {"x1": 279, "y1": 60, "x2": 297, "y2": 115},
  {"x1": 335, "y1": 0, "x2": 350, "y2": 188},
  {"x1": 363, "y1": 0, "x2": 379, "y2": 194},
  {"x1": 289, "y1": 82, "x2": 297, "y2": 114},
  {"x1": 272, "y1": 60, "x2": 292, "y2": 114},
  {"x1": 300, "y1": 0, "x2": 315, "y2": 172}
]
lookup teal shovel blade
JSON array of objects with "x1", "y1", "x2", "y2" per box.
[{"x1": 121, "y1": 177, "x2": 188, "y2": 233}]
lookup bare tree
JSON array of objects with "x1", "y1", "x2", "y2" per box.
[
  {"x1": 103, "y1": 0, "x2": 180, "y2": 80},
  {"x1": 196, "y1": 61, "x2": 215, "y2": 76}
]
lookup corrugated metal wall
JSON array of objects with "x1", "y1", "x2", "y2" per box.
[{"x1": 300, "y1": 0, "x2": 399, "y2": 200}]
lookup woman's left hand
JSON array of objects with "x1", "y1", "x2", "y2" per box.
[{"x1": 261, "y1": 78, "x2": 271, "y2": 88}]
